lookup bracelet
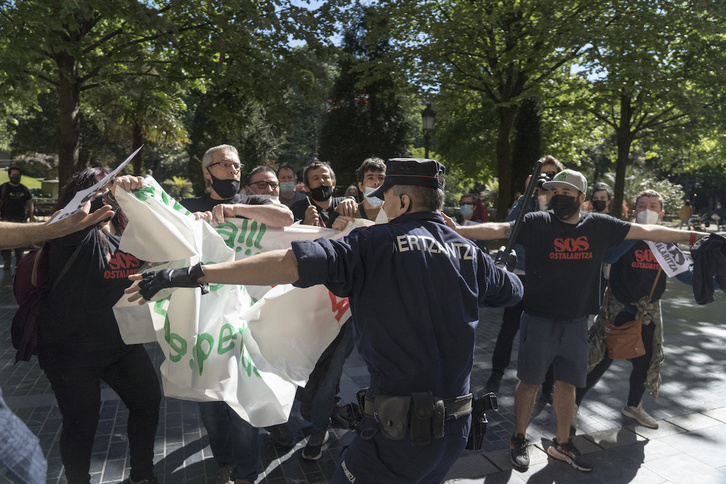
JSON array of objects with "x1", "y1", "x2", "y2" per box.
[{"x1": 689, "y1": 232, "x2": 697, "y2": 246}]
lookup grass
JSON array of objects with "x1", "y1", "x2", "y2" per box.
[{"x1": 0, "y1": 171, "x2": 43, "y2": 188}]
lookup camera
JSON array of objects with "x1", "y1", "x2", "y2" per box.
[{"x1": 535, "y1": 171, "x2": 555, "y2": 189}]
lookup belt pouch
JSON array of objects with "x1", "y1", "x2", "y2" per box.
[
  {"x1": 375, "y1": 396, "x2": 411, "y2": 441},
  {"x1": 411, "y1": 392, "x2": 434, "y2": 446}
]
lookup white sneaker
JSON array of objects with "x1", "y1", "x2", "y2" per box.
[
  {"x1": 622, "y1": 403, "x2": 659, "y2": 429},
  {"x1": 571, "y1": 404, "x2": 579, "y2": 429}
]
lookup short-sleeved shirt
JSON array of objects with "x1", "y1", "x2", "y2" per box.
[
  {"x1": 609, "y1": 240, "x2": 667, "y2": 304},
  {"x1": 516, "y1": 210, "x2": 630, "y2": 319},
  {"x1": 180, "y1": 193, "x2": 271, "y2": 213},
  {"x1": 0, "y1": 183, "x2": 32, "y2": 222},
  {"x1": 291, "y1": 211, "x2": 523, "y2": 399},
  {"x1": 291, "y1": 196, "x2": 347, "y2": 228}
]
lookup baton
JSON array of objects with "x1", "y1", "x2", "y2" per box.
[{"x1": 494, "y1": 159, "x2": 543, "y2": 267}]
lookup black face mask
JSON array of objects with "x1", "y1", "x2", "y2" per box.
[
  {"x1": 591, "y1": 200, "x2": 607, "y2": 213},
  {"x1": 9, "y1": 175, "x2": 20, "y2": 184},
  {"x1": 309, "y1": 184, "x2": 334, "y2": 202},
  {"x1": 208, "y1": 171, "x2": 240, "y2": 199},
  {"x1": 550, "y1": 194, "x2": 581, "y2": 220}
]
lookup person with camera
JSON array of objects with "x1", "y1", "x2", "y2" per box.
[
  {"x1": 126, "y1": 158, "x2": 524, "y2": 483},
  {"x1": 574, "y1": 189, "x2": 695, "y2": 430},
  {"x1": 483, "y1": 156, "x2": 563, "y2": 401},
  {"x1": 447, "y1": 169, "x2": 707, "y2": 473}
]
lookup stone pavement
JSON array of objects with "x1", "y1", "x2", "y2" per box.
[{"x1": 1, "y1": 250, "x2": 726, "y2": 483}]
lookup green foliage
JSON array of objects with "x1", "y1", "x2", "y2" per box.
[{"x1": 163, "y1": 176, "x2": 195, "y2": 200}]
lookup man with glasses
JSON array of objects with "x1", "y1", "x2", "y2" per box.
[
  {"x1": 245, "y1": 166, "x2": 280, "y2": 201},
  {"x1": 180, "y1": 145, "x2": 293, "y2": 484}
]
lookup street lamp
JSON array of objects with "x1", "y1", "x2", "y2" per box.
[{"x1": 421, "y1": 102, "x2": 436, "y2": 159}]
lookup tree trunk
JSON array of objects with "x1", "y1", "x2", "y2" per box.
[
  {"x1": 494, "y1": 104, "x2": 518, "y2": 221},
  {"x1": 612, "y1": 94, "x2": 634, "y2": 219},
  {"x1": 57, "y1": 53, "x2": 80, "y2": 187},
  {"x1": 132, "y1": 121, "x2": 144, "y2": 175}
]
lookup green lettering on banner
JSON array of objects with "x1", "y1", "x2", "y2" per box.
[
  {"x1": 218, "y1": 323, "x2": 237, "y2": 354},
  {"x1": 132, "y1": 185, "x2": 191, "y2": 217},
  {"x1": 190, "y1": 332, "x2": 214, "y2": 375},
  {"x1": 154, "y1": 297, "x2": 187, "y2": 362}
]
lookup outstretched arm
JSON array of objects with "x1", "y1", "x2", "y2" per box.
[
  {"x1": 446, "y1": 216, "x2": 513, "y2": 241},
  {"x1": 625, "y1": 224, "x2": 706, "y2": 244}
]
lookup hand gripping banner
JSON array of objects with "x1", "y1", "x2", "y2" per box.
[{"x1": 112, "y1": 179, "x2": 362, "y2": 426}]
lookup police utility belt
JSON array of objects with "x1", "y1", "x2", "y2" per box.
[{"x1": 358, "y1": 391, "x2": 472, "y2": 446}]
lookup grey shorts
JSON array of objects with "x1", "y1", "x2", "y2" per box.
[{"x1": 516, "y1": 312, "x2": 589, "y2": 387}]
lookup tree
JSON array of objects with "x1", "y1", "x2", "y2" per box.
[
  {"x1": 317, "y1": 6, "x2": 413, "y2": 188},
  {"x1": 0, "y1": 0, "x2": 342, "y2": 185},
  {"x1": 375, "y1": 0, "x2": 606, "y2": 219},
  {"x1": 569, "y1": 0, "x2": 726, "y2": 217}
]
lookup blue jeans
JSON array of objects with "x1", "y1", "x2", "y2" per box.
[
  {"x1": 198, "y1": 401, "x2": 258, "y2": 481},
  {"x1": 311, "y1": 320, "x2": 354, "y2": 431}
]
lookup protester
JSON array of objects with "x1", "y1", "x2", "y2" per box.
[
  {"x1": 0, "y1": 204, "x2": 114, "y2": 484},
  {"x1": 35, "y1": 170, "x2": 161, "y2": 484},
  {"x1": 345, "y1": 184, "x2": 359, "y2": 201},
  {"x1": 575, "y1": 189, "x2": 695, "y2": 429},
  {"x1": 473, "y1": 193, "x2": 489, "y2": 223},
  {"x1": 354, "y1": 157, "x2": 387, "y2": 222},
  {"x1": 455, "y1": 193, "x2": 488, "y2": 254},
  {"x1": 290, "y1": 160, "x2": 358, "y2": 229},
  {"x1": 277, "y1": 164, "x2": 306, "y2": 209},
  {"x1": 589, "y1": 183, "x2": 613, "y2": 215},
  {"x1": 448, "y1": 168, "x2": 706, "y2": 473},
  {"x1": 181, "y1": 146, "x2": 294, "y2": 484},
  {"x1": 482, "y1": 156, "x2": 563, "y2": 400},
  {"x1": 127, "y1": 158, "x2": 524, "y2": 483},
  {"x1": 1, "y1": 166, "x2": 35, "y2": 270},
  {"x1": 678, "y1": 201, "x2": 693, "y2": 229}
]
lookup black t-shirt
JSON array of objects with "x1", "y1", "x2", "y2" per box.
[
  {"x1": 180, "y1": 193, "x2": 271, "y2": 213},
  {"x1": 516, "y1": 211, "x2": 631, "y2": 319},
  {"x1": 39, "y1": 227, "x2": 143, "y2": 350},
  {"x1": 609, "y1": 240, "x2": 667, "y2": 304},
  {"x1": 291, "y1": 196, "x2": 347, "y2": 228},
  {"x1": 0, "y1": 182, "x2": 32, "y2": 221}
]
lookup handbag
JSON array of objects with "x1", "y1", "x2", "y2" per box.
[{"x1": 603, "y1": 268, "x2": 661, "y2": 360}]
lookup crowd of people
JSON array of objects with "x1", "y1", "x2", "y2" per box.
[{"x1": 0, "y1": 150, "x2": 720, "y2": 484}]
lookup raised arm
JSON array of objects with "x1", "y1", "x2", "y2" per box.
[
  {"x1": 625, "y1": 223, "x2": 706, "y2": 244},
  {"x1": 211, "y1": 203, "x2": 294, "y2": 227},
  {"x1": 442, "y1": 212, "x2": 513, "y2": 241}
]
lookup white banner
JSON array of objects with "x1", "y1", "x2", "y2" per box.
[
  {"x1": 111, "y1": 179, "x2": 364, "y2": 426},
  {"x1": 645, "y1": 241, "x2": 691, "y2": 277}
]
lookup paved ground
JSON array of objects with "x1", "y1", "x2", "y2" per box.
[{"x1": 2, "y1": 239, "x2": 726, "y2": 483}]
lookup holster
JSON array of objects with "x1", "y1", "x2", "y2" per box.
[
  {"x1": 465, "y1": 391, "x2": 498, "y2": 450},
  {"x1": 372, "y1": 395, "x2": 411, "y2": 441}
]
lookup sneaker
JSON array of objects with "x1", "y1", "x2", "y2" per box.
[
  {"x1": 509, "y1": 433, "x2": 529, "y2": 471},
  {"x1": 485, "y1": 372, "x2": 503, "y2": 393},
  {"x1": 301, "y1": 429, "x2": 330, "y2": 461},
  {"x1": 547, "y1": 439, "x2": 592, "y2": 472},
  {"x1": 215, "y1": 465, "x2": 233, "y2": 484},
  {"x1": 121, "y1": 474, "x2": 160, "y2": 484},
  {"x1": 266, "y1": 423, "x2": 295, "y2": 447},
  {"x1": 571, "y1": 404, "x2": 579, "y2": 429},
  {"x1": 622, "y1": 403, "x2": 659, "y2": 429}
]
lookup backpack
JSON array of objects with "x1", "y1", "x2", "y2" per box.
[{"x1": 11, "y1": 242, "x2": 80, "y2": 363}]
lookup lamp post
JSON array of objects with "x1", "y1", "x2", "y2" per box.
[{"x1": 421, "y1": 102, "x2": 436, "y2": 159}]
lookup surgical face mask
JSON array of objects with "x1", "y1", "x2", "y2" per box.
[
  {"x1": 364, "y1": 186, "x2": 383, "y2": 207},
  {"x1": 459, "y1": 203, "x2": 474, "y2": 218},
  {"x1": 9, "y1": 175, "x2": 20, "y2": 184},
  {"x1": 309, "y1": 184, "x2": 333, "y2": 202},
  {"x1": 208, "y1": 170, "x2": 240, "y2": 199},
  {"x1": 279, "y1": 181, "x2": 295, "y2": 194},
  {"x1": 258, "y1": 194, "x2": 280, "y2": 204},
  {"x1": 591, "y1": 200, "x2": 607, "y2": 213},
  {"x1": 549, "y1": 194, "x2": 581, "y2": 220},
  {"x1": 636, "y1": 209, "x2": 660, "y2": 225}
]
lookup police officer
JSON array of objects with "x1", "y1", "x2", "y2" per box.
[{"x1": 127, "y1": 158, "x2": 523, "y2": 483}]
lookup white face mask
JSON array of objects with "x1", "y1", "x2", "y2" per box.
[
  {"x1": 636, "y1": 209, "x2": 660, "y2": 225},
  {"x1": 258, "y1": 194, "x2": 280, "y2": 204},
  {"x1": 364, "y1": 186, "x2": 383, "y2": 208}
]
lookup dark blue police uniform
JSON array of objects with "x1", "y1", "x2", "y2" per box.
[{"x1": 292, "y1": 210, "x2": 523, "y2": 483}]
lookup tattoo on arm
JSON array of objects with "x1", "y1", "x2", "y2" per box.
[{"x1": 503, "y1": 224, "x2": 512, "y2": 238}]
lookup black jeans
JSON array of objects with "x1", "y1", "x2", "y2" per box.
[
  {"x1": 39, "y1": 344, "x2": 161, "y2": 484},
  {"x1": 576, "y1": 321, "x2": 656, "y2": 407}
]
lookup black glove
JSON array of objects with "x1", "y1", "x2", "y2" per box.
[
  {"x1": 493, "y1": 246, "x2": 517, "y2": 271},
  {"x1": 137, "y1": 262, "x2": 209, "y2": 300}
]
